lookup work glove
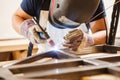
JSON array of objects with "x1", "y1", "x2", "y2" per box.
[
  {"x1": 63, "y1": 29, "x2": 94, "y2": 51},
  {"x1": 20, "y1": 19, "x2": 46, "y2": 44}
]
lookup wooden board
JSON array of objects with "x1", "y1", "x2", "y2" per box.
[{"x1": 0, "y1": 39, "x2": 37, "y2": 52}]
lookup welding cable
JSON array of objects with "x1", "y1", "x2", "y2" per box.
[{"x1": 27, "y1": 42, "x2": 33, "y2": 57}]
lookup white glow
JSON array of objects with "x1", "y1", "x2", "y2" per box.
[
  {"x1": 55, "y1": 69, "x2": 60, "y2": 74},
  {"x1": 51, "y1": 46, "x2": 60, "y2": 51},
  {"x1": 55, "y1": 59, "x2": 58, "y2": 63},
  {"x1": 50, "y1": 43, "x2": 64, "y2": 51}
]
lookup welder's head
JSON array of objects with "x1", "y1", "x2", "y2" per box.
[{"x1": 49, "y1": 0, "x2": 100, "y2": 29}]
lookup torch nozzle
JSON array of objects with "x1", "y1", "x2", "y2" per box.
[{"x1": 47, "y1": 39, "x2": 55, "y2": 47}]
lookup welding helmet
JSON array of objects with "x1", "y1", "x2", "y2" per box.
[{"x1": 49, "y1": 0, "x2": 100, "y2": 29}]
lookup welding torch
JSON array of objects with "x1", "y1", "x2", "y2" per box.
[
  {"x1": 33, "y1": 17, "x2": 55, "y2": 47},
  {"x1": 27, "y1": 17, "x2": 55, "y2": 57}
]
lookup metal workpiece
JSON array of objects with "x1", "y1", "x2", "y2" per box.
[
  {"x1": 3, "y1": 50, "x2": 79, "y2": 67},
  {"x1": 0, "y1": 54, "x2": 119, "y2": 80},
  {"x1": 2, "y1": 46, "x2": 120, "y2": 80}
]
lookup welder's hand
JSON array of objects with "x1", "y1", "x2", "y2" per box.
[
  {"x1": 63, "y1": 29, "x2": 94, "y2": 51},
  {"x1": 20, "y1": 19, "x2": 46, "y2": 44}
]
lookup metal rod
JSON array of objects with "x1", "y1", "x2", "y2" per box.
[{"x1": 107, "y1": 0, "x2": 120, "y2": 45}]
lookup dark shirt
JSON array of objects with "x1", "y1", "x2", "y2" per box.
[
  {"x1": 21, "y1": 0, "x2": 50, "y2": 20},
  {"x1": 21, "y1": 0, "x2": 106, "y2": 22}
]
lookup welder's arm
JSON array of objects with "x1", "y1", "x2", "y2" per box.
[
  {"x1": 90, "y1": 18, "x2": 107, "y2": 45},
  {"x1": 12, "y1": 7, "x2": 32, "y2": 34},
  {"x1": 12, "y1": 7, "x2": 47, "y2": 44}
]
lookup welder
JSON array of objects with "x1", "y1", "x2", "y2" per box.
[{"x1": 12, "y1": 0, "x2": 107, "y2": 53}]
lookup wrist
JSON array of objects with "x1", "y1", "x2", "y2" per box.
[
  {"x1": 84, "y1": 33, "x2": 94, "y2": 47},
  {"x1": 20, "y1": 19, "x2": 35, "y2": 38}
]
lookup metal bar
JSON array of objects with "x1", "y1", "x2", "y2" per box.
[
  {"x1": 9, "y1": 59, "x2": 91, "y2": 74},
  {"x1": 103, "y1": 45, "x2": 120, "y2": 53},
  {"x1": 3, "y1": 50, "x2": 78, "y2": 67},
  {"x1": 20, "y1": 60, "x2": 120, "y2": 79},
  {"x1": 23, "y1": 66, "x2": 107, "y2": 79},
  {"x1": 107, "y1": 0, "x2": 120, "y2": 45}
]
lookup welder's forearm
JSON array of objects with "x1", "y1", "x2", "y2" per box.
[
  {"x1": 12, "y1": 14, "x2": 25, "y2": 34},
  {"x1": 92, "y1": 30, "x2": 106, "y2": 45}
]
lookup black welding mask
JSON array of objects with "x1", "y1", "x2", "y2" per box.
[{"x1": 49, "y1": 0, "x2": 100, "y2": 29}]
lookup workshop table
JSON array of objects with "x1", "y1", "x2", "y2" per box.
[{"x1": 0, "y1": 39, "x2": 38, "y2": 60}]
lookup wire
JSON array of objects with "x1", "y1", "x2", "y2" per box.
[{"x1": 87, "y1": 0, "x2": 120, "y2": 24}]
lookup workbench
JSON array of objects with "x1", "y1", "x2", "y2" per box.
[
  {"x1": 0, "y1": 39, "x2": 38, "y2": 52},
  {"x1": 0, "y1": 39, "x2": 38, "y2": 60}
]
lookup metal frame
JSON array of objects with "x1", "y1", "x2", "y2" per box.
[{"x1": 1, "y1": 54, "x2": 120, "y2": 80}]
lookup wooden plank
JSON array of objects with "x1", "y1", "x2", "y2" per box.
[
  {"x1": 12, "y1": 49, "x2": 38, "y2": 60},
  {"x1": 81, "y1": 74, "x2": 120, "y2": 80},
  {"x1": 0, "y1": 52, "x2": 11, "y2": 61},
  {"x1": 0, "y1": 61, "x2": 15, "y2": 67},
  {"x1": 0, "y1": 39, "x2": 38, "y2": 52}
]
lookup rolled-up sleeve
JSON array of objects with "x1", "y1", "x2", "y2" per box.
[{"x1": 21, "y1": 0, "x2": 37, "y2": 16}]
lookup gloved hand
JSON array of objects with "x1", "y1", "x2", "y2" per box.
[
  {"x1": 63, "y1": 29, "x2": 94, "y2": 51},
  {"x1": 20, "y1": 19, "x2": 46, "y2": 44}
]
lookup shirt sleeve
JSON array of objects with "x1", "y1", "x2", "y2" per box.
[
  {"x1": 21, "y1": 0, "x2": 37, "y2": 16},
  {"x1": 91, "y1": 0, "x2": 106, "y2": 22},
  {"x1": 21, "y1": 0, "x2": 50, "y2": 19}
]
